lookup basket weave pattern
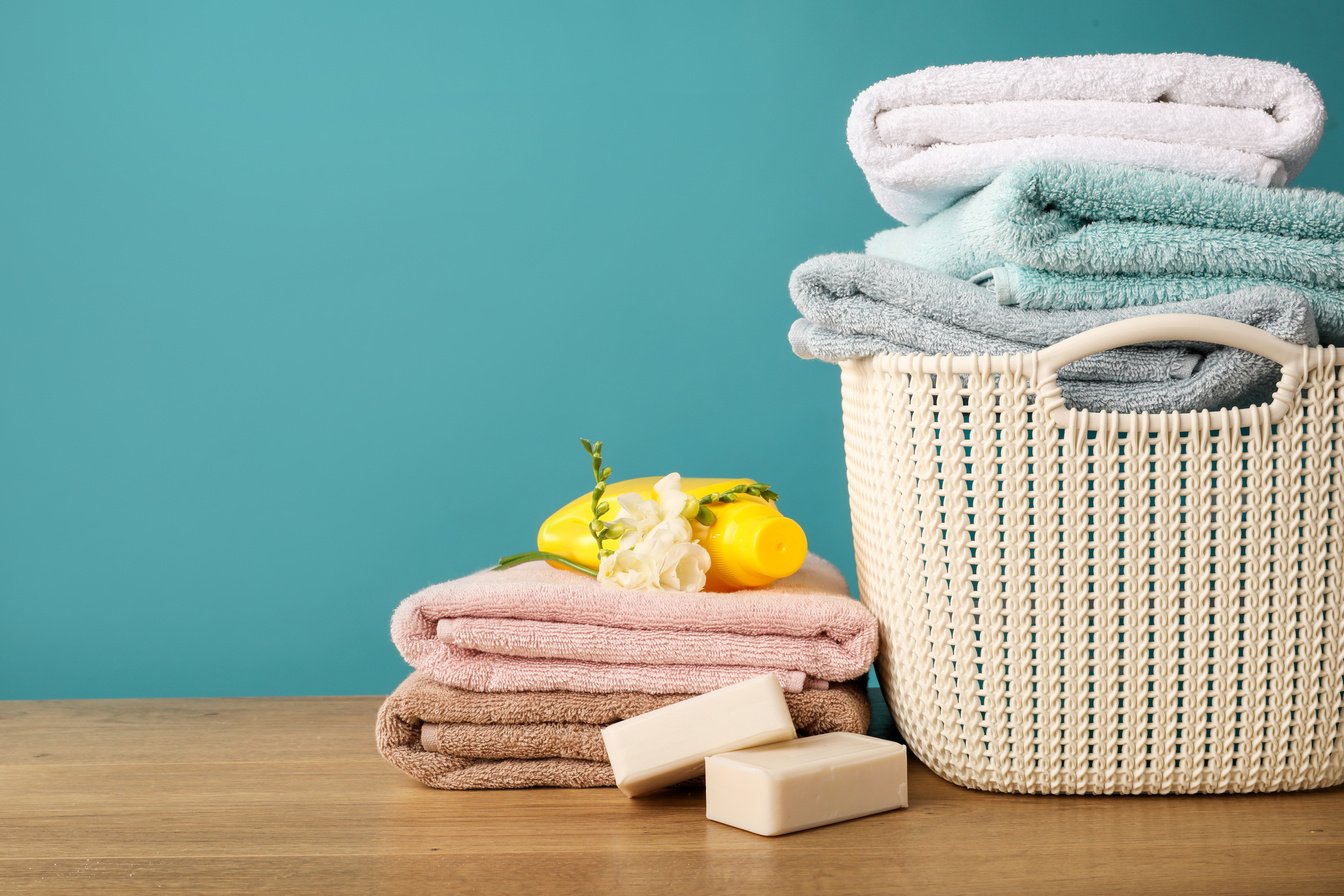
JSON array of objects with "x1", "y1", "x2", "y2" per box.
[{"x1": 840, "y1": 349, "x2": 1344, "y2": 793}]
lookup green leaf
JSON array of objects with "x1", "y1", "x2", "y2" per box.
[
  {"x1": 697, "y1": 505, "x2": 716, "y2": 525},
  {"x1": 580, "y1": 438, "x2": 593, "y2": 453}
]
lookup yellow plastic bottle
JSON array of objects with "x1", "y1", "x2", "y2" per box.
[{"x1": 536, "y1": 477, "x2": 808, "y2": 592}]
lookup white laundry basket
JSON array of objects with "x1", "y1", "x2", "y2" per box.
[{"x1": 840, "y1": 313, "x2": 1344, "y2": 794}]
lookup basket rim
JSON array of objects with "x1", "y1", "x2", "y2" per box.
[{"x1": 841, "y1": 344, "x2": 1344, "y2": 433}]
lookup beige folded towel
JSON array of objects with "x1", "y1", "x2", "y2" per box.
[{"x1": 376, "y1": 671, "x2": 872, "y2": 790}]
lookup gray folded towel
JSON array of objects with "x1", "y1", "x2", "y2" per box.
[{"x1": 789, "y1": 253, "x2": 1318, "y2": 414}]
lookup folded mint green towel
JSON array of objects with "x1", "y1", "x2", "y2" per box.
[{"x1": 867, "y1": 161, "x2": 1344, "y2": 343}]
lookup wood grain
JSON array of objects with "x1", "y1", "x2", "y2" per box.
[{"x1": 1, "y1": 692, "x2": 1341, "y2": 895}]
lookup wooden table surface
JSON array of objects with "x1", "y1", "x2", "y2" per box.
[{"x1": 2, "y1": 690, "x2": 1341, "y2": 896}]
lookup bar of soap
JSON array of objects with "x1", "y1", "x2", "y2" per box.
[
  {"x1": 600, "y1": 674, "x2": 796, "y2": 797},
  {"x1": 705, "y1": 732, "x2": 908, "y2": 836}
]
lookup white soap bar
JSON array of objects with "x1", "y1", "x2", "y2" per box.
[
  {"x1": 600, "y1": 673, "x2": 796, "y2": 797},
  {"x1": 705, "y1": 732, "x2": 908, "y2": 836}
]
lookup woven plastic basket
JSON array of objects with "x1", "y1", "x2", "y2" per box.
[{"x1": 840, "y1": 313, "x2": 1344, "y2": 794}]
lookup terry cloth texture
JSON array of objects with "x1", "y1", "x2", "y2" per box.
[
  {"x1": 866, "y1": 161, "x2": 1344, "y2": 344},
  {"x1": 391, "y1": 554, "x2": 878, "y2": 695},
  {"x1": 848, "y1": 53, "x2": 1324, "y2": 223},
  {"x1": 788, "y1": 252, "x2": 1317, "y2": 414},
  {"x1": 376, "y1": 672, "x2": 872, "y2": 789}
]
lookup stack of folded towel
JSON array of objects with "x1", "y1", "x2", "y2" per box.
[
  {"x1": 376, "y1": 555, "x2": 879, "y2": 789},
  {"x1": 793, "y1": 53, "x2": 1337, "y2": 412}
]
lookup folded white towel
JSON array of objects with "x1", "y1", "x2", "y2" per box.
[{"x1": 847, "y1": 54, "x2": 1325, "y2": 224}]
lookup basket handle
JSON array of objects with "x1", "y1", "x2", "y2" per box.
[{"x1": 1034, "y1": 313, "x2": 1306, "y2": 428}]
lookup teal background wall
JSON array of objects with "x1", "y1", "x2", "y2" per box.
[{"x1": 4, "y1": 1, "x2": 1342, "y2": 698}]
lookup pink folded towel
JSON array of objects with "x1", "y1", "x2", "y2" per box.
[{"x1": 390, "y1": 554, "x2": 878, "y2": 694}]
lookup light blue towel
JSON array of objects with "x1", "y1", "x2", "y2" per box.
[
  {"x1": 866, "y1": 160, "x2": 1344, "y2": 343},
  {"x1": 789, "y1": 253, "x2": 1318, "y2": 414}
]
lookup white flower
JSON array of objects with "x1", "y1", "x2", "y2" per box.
[
  {"x1": 611, "y1": 476, "x2": 695, "y2": 549},
  {"x1": 613, "y1": 492, "x2": 662, "y2": 541},
  {"x1": 643, "y1": 515, "x2": 693, "y2": 545},
  {"x1": 653, "y1": 472, "x2": 700, "y2": 521},
  {"x1": 598, "y1": 548, "x2": 656, "y2": 590},
  {"x1": 597, "y1": 472, "x2": 712, "y2": 592},
  {"x1": 624, "y1": 522, "x2": 710, "y2": 593},
  {"x1": 655, "y1": 540, "x2": 711, "y2": 592}
]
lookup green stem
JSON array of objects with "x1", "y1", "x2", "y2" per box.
[
  {"x1": 698, "y1": 482, "x2": 778, "y2": 506},
  {"x1": 494, "y1": 551, "x2": 598, "y2": 577},
  {"x1": 582, "y1": 437, "x2": 616, "y2": 557},
  {"x1": 695, "y1": 482, "x2": 779, "y2": 524}
]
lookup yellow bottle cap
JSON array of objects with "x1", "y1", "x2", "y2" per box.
[{"x1": 740, "y1": 514, "x2": 807, "y2": 580}]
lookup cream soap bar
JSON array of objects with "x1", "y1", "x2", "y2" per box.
[
  {"x1": 600, "y1": 673, "x2": 796, "y2": 797},
  {"x1": 705, "y1": 732, "x2": 908, "y2": 836}
]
